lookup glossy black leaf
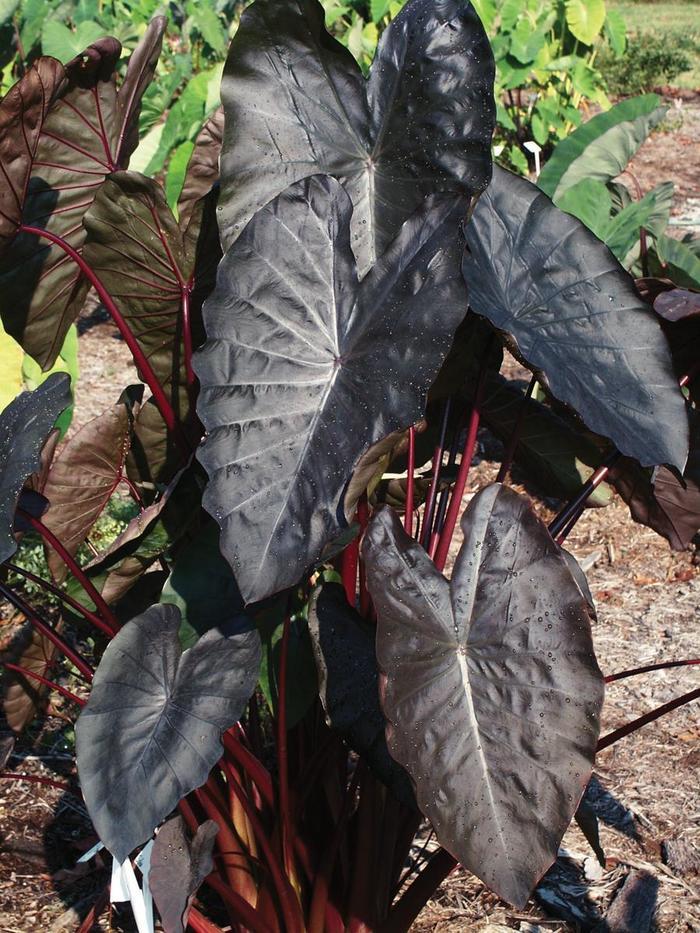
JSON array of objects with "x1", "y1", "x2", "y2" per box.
[
  {"x1": 150, "y1": 816, "x2": 218, "y2": 933},
  {"x1": 308, "y1": 582, "x2": 416, "y2": 808},
  {"x1": 362, "y1": 487, "x2": 604, "y2": 907},
  {"x1": 218, "y1": 0, "x2": 494, "y2": 275},
  {"x1": 75, "y1": 603, "x2": 261, "y2": 862},
  {"x1": 194, "y1": 174, "x2": 469, "y2": 604},
  {"x1": 462, "y1": 166, "x2": 688, "y2": 472},
  {"x1": 0, "y1": 374, "x2": 72, "y2": 565}
]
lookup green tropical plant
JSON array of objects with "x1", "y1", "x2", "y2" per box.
[{"x1": 469, "y1": 0, "x2": 627, "y2": 172}]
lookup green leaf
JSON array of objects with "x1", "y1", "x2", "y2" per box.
[
  {"x1": 165, "y1": 141, "x2": 195, "y2": 213},
  {"x1": 471, "y1": 0, "x2": 497, "y2": 31},
  {"x1": 656, "y1": 235, "x2": 700, "y2": 290},
  {"x1": 370, "y1": 0, "x2": 390, "y2": 22},
  {"x1": 565, "y1": 0, "x2": 606, "y2": 46},
  {"x1": 556, "y1": 178, "x2": 613, "y2": 242},
  {"x1": 160, "y1": 522, "x2": 243, "y2": 649},
  {"x1": 0, "y1": 0, "x2": 19, "y2": 24},
  {"x1": 185, "y1": 0, "x2": 226, "y2": 54},
  {"x1": 0, "y1": 319, "x2": 24, "y2": 413},
  {"x1": 604, "y1": 197, "x2": 655, "y2": 262},
  {"x1": 539, "y1": 94, "x2": 667, "y2": 202},
  {"x1": 19, "y1": 0, "x2": 47, "y2": 51},
  {"x1": 21, "y1": 325, "x2": 79, "y2": 438},
  {"x1": 604, "y1": 8, "x2": 627, "y2": 56},
  {"x1": 41, "y1": 21, "x2": 108, "y2": 63}
]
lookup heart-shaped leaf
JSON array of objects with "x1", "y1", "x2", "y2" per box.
[
  {"x1": 0, "y1": 20, "x2": 165, "y2": 368},
  {"x1": 564, "y1": 0, "x2": 605, "y2": 46},
  {"x1": 0, "y1": 373, "x2": 72, "y2": 565},
  {"x1": 218, "y1": 0, "x2": 494, "y2": 275},
  {"x1": 309, "y1": 582, "x2": 416, "y2": 807},
  {"x1": 41, "y1": 390, "x2": 141, "y2": 583},
  {"x1": 76, "y1": 603, "x2": 261, "y2": 862},
  {"x1": 361, "y1": 486, "x2": 605, "y2": 907},
  {"x1": 150, "y1": 816, "x2": 218, "y2": 933},
  {"x1": 83, "y1": 172, "x2": 212, "y2": 485},
  {"x1": 462, "y1": 166, "x2": 688, "y2": 472},
  {"x1": 194, "y1": 174, "x2": 469, "y2": 603}
]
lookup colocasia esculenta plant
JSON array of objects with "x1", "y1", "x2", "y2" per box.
[{"x1": 0, "y1": 2, "x2": 697, "y2": 931}]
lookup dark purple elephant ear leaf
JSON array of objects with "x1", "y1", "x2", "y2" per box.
[
  {"x1": 462, "y1": 166, "x2": 688, "y2": 473},
  {"x1": 218, "y1": 0, "x2": 495, "y2": 275},
  {"x1": 150, "y1": 816, "x2": 218, "y2": 933},
  {"x1": 361, "y1": 485, "x2": 605, "y2": 908},
  {"x1": 194, "y1": 174, "x2": 469, "y2": 604},
  {"x1": 75, "y1": 603, "x2": 261, "y2": 862},
  {"x1": 0, "y1": 374, "x2": 72, "y2": 565}
]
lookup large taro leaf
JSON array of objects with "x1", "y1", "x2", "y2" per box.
[
  {"x1": 0, "y1": 58, "x2": 66, "y2": 256},
  {"x1": 83, "y1": 172, "x2": 210, "y2": 486},
  {"x1": 361, "y1": 487, "x2": 605, "y2": 907},
  {"x1": 308, "y1": 582, "x2": 416, "y2": 807},
  {"x1": 41, "y1": 389, "x2": 141, "y2": 583},
  {"x1": 150, "y1": 816, "x2": 218, "y2": 933},
  {"x1": 75, "y1": 603, "x2": 261, "y2": 862},
  {"x1": 218, "y1": 0, "x2": 495, "y2": 275},
  {"x1": 0, "y1": 20, "x2": 165, "y2": 369},
  {"x1": 194, "y1": 174, "x2": 469, "y2": 604},
  {"x1": 538, "y1": 94, "x2": 667, "y2": 203},
  {"x1": 462, "y1": 167, "x2": 688, "y2": 472},
  {"x1": 0, "y1": 373, "x2": 72, "y2": 565}
]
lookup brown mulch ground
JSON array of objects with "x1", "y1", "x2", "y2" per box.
[{"x1": 1, "y1": 98, "x2": 699, "y2": 931}]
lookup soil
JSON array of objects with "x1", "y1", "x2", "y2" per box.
[{"x1": 1, "y1": 99, "x2": 699, "y2": 932}]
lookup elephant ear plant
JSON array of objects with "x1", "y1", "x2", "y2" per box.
[{"x1": 0, "y1": 1, "x2": 697, "y2": 931}]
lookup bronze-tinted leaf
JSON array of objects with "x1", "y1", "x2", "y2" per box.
[
  {"x1": 114, "y1": 16, "x2": 167, "y2": 167},
  {"x1": 0, "y1": 25, "x2": 164, "y2": 368},
  {"x1": 362, "y1": 487, "x2": 604, "y2": 907},
  {"x1": 2, "y1": 621, "x2": 60, "y2": 732},
  {"x1": 0, "y1": 58, "x2": 66, "y2": 254},
  {"x1": 41, "y1": 390, "x2": 140, "y2": 583},
  {"x1": 177, "y1": 107, "x2": 224, "y2": 230},
  {"x1": 83, "y1": 173, "x2": 208, "y2": 486}
]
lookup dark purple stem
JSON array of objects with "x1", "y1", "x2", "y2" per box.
[
  {"x1": 0, "y1": 581, "x2": 93, "y2": 681},
  {"x1": 549, "y1": 451, "x2": 622, "y2": 543},
  {"x1": 404, "y1": 426, "x2": 416, "y2": 535},
  {"x1": 4, "y1": 562, "x2": 114, "y2": 637},
  {"x1": 434, "y1": 356, "x2": 491, "y2": 572},
  {"x1": 421, "y1": 398, "x2": 451, "y2": 549},
  {"x1": 17, "y1": 510, "x2": 118, "y2": 633},
  {"x1": 605, "y1": 658, "x2": 700, "y2": 684},
  {"x1": 2, "y1": 661, "x2": 85, "y2": 706},
  {"x1": 598, "y1": 688, "x2": 700, "y2": 751},
  {"x1": 496, "y1": 375, "x2": 537, "y2": 483}
]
